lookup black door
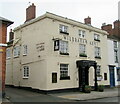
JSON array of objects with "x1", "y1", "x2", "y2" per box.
[
  {"x1": 85, "y1": 67, "x2": 89, "y2": 85},
  {"x1": 78, "y1": 66, "x2": 89, "y2": 91}
]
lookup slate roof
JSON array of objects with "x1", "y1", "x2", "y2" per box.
[{"x1": 0, "y1": 16, "x2": 13, "y2": 26}]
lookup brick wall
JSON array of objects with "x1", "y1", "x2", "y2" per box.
[{"x1": 0, "y1": 23, "x2": 7, "y2": 93}]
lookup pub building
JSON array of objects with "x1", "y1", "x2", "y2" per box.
[{"x1": 6, "y1": 4, "x2": 109, "y2": 92}]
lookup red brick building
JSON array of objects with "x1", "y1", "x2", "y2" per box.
[
  {"x1": 0, "y1": 17, "x2": 13, "y2": 97},
  {"x1": 101, "y1": 20, "x2": 120, "y2": 39}
]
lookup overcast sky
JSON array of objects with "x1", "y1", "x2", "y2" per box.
[{"x1": 0, "y1": 0, "x2": 119, "y2": 35}]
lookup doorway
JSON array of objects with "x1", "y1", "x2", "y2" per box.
[
  {"x1": 76, "y1": 60, "x2": 98, "y2": 91},
  {"x1": 109, "y1": 66, "x2": 115, "y2": 87}
]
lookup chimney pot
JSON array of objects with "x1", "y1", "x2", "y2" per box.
[{"x1": 9, "y1": 29, "x2": 14, "y2": 42}]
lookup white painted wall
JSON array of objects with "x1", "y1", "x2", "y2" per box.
[{"x1": 107, "y1": 38, "x2": 119, "y2": 86}]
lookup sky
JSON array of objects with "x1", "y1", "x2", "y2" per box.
[{"x1": 0, "y1": 0, "x2": 119, "y2": 40}]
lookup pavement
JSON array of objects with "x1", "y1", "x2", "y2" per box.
[{"x1": 50, "y1": 87, "x2": 119, "y2": 101}]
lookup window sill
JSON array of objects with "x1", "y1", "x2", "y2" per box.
[
  {"x1": 60, "y1": 31, "x2": 69, "y2": 35},
  {"x1": 14, "y1": 56, "x2": 19, "y2": 58},
  {"x1": 94, "y1": 39, "x2": 100, "y2": 42},
  {"x1": 79, "y1": 54, "x2": 87, "y2": 57},
  {"x1": 6, "y1": 57, "x2": 11, "y2": 59},
  {"x1": 23, "y1": 54, "x2": 27, "y2": 56},
  {"x1": 95, "y1": 56, "x2": 101, "y2": 59},
  {"x1": 60, "y1": 52, "x2": 69, "y2": 55},
  {"x1": 60, "y1": 76, "x2": 70, "y2": 80},
  {"x1": 23, "y1": 77, "x2": 29, "y2": 79}
]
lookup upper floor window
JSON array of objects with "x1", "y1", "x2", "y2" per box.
[
  {"x1": 59, "y1": 25, "x2": 69, "y2": 35},
  {"x1": 114, "y1": 50, "x2": 118, "y2": 63},
  {"x1": 13, "y1": 46, "x2": 20, "y2": 57},
  {"x1": 59, "y1": 40, "x2": 69, "y2": 55},
  {"x1": 23, "y1": 66, "x2": 29, "y2": 78},
  {"x1": 94, "y1": 34, "x2": 100, "y2": 41},
  {"x1": 23, "y1": 45, "x2": 28, "y2": 56},
  {"x1": 113, "y1": 41, "x2": 118, "y2": 49},
  {"x1": 60, "y1": 64, "x2": 70, "y2": 80},
  {"x1": 79, "y1": 30, "x2": 85, "y2": 38},
  {"x1": 79, "y1": 44, "x2": 87, "y2": 57},
  {"x1": 6, "y1": 48, "x2": 11, "y2": 59},
  {"x1": 95, "y1": 47, "x2": 101, "y2": 58}
]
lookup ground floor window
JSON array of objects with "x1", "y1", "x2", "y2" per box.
[
  {"x1": 60, "y1": 64, "x2": 70, "y2": 80},
  {"x1": 117, "y1": 68, "x2": 120, "y2": 81},
  {"x1": 96, "y1": 65, "x2": 101, "y2": 76},
  {"x1": 23, "y1": 66, "x2": 29, "y2": 78}
]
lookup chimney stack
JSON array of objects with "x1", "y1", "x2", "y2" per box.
[
  {"x1": 9, "y1": 29, "x2": 14, "y2": 42},
  {"x1": 113, "y1": 20, "x2": 120, "y2": 29},
  {"x1": 113, "y1": 20, "x2": 120, "y2": 37},
  {"x1": 101, "y1": 24, "x2": 112, "y2": 35},
  {"x1": 26, "y1": 3, "x2": 36, "y2": 22},
  {"x1": 84, "y1": 16, "x2": 91, "y2": 25}
]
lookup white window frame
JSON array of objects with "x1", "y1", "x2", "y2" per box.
[
  {"x1": 23, "y1": 45, "x2": 28, "y2": 56},
  {"x1": 96, "y1": 65, "x2": 101, "y2": 76},
  {"x1": 113, "y1": 41, "x2": 118, "y2": 49},
  {"x1": 79, "y1": 30, "x2": 85, "y2": 38},
  {"x1": 114, "y1": 50, "x2": 118, "y2": 63},
  {"x1": 13, "y1": 46, "x2": 20, "y2": 57},
  {"x1": 6, "y1": 48, "x2": 11, "y2": 59},
  {"x1": 59, "y1": 25, "x2": 68, "y2": 33},
  {"x1": 79, "y1": 44, "x2": 86, "y2": 54},
  {"x1": 95, "y1": 47, "x2": 101, "y2": 57},
  {"x1": 59, "y1": 40, "x2": 69, "y2": 54},
  {"x1": 23, "y1": 66, "x2": 29, "y2": 78},
  {"x1": 94, "y1": 34, "x2": 100, "y2": 41},
  {"x1": 60, "y1": 64, "x2": 69, "y2": 78}
]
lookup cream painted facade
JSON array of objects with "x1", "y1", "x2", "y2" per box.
[{"x1": 6, "y1": 12, "x2": 109, "y2": 91}]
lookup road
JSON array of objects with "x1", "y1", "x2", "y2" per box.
[
  {"x1": 5, "y1": 87, "x2": 74, "y2": 103},
  {"x1": 3, "y1": 86, "x2": 120, "y2": 104}
]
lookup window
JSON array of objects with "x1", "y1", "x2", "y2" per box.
[
  {"x1": 6, "y1": 48, "x2": 11, "y2": 59},
  {"x1": 94, "y1": 34, "x2": 100, "y2": 41},
  {"x1": 59, "y1": 41, "x2": 69, "y2": 55},
  {"x1": 104, "y1": 73, "x2": 107, "y2": 80},
  {"x1": 59, "y1": 25, "x2": 69, "y2": 35},
  {"x1": 117, "y1": 69, "x2": 120, "y2": 81},
  {"x1": 54, "y1": 40, "x2": 59, "y2": 51},
  {"x1": 79, "y1": 44, "x2": 87, "y2": 57},
  {"x1": 52, "y1": 73, "x2": 57, "y2": 83},
  {"x1": 23, "y1": 66, "x2": 29, "y2": 78},
  {"x1": 96, "y1": 65, "x2": 101, "y2": 76},
  {"x1": 113, "y1": 41, "x2": 118, "y2": 48},
  {"x1": 95, "y1": 47, "x2": 101, "y2": 58},
  {"x1": 114, "y1": 50, "x2": 118, "y2": 63},
  {"x1": 60, "y1": 64, "x2": 70, "y2": 80},
  {"x1": 23, "y1": 45, "x2": 28, "y2": 56},
  {"x1": 79, "y1": 30, "x2": 85, "y2": 38},
  {"x1": 13, "y1": 46, "x2": 20, "y2": 57}
]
